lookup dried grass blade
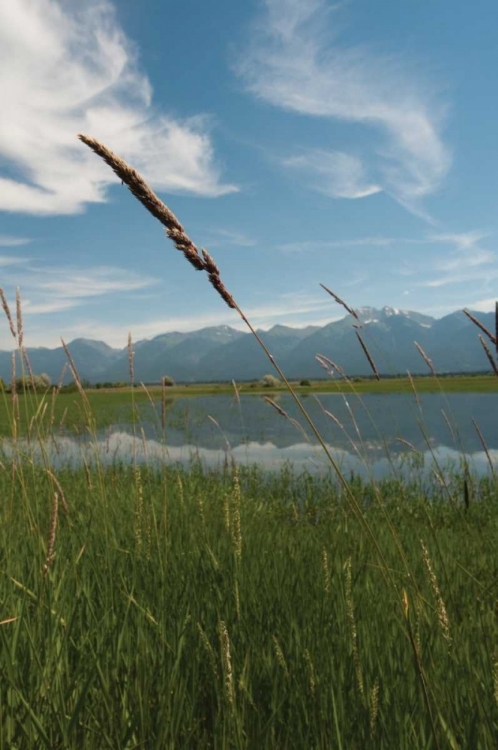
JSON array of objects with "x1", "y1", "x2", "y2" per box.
[
  {"x1": 414, "y1": 341, "x2": 436, "y2": 376},
  {"x1": 315, "y1": 354, "x2": 346, "y2": 379},
  {"x1": 463, "y1": 308, "x2": 497, "y2": 345},
  {"x1": 495, "y1": 301, "x2": 498, "y2": 355},
  {"x1": 0, "y1": 288, "x2": 16, "y2": 340},
  {"x1": 478, "y1": 335, "x2": 498, "y2": 376},
  {"x1": 355, "y1": 331, "x2": 380, "y2": 381},
  {"x1": 78, "y1": 134, "x2": 236, "y2": 309},
  {"x1": 264, "y1": 396, "x2": 289, "y2": 419},
  {"x1": 320, "y1": 284, "x2": 359, "y2": 321}
]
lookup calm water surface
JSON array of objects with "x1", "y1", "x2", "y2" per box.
[{"x1": 3, "y1": 392, "x2": 497, "y2": 479}]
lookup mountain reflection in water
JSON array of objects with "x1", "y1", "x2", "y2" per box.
[{"x1": 1, "y1": 393, "x2": 497, "y2": 480}]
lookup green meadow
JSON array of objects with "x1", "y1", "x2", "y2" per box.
[
  {"x1": 0, "y1": 458, "x2": 497, "y2": 748},
  {"x1": 0, "y1": 372, "x2": 496, "y2": 436}
]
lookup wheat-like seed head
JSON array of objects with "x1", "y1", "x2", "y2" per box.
[
  {"x1": 315, "y1": 353, "x2": 347, "y2": 379},
  {"x1": 264, "y1": 396, "x2": 289, "y2": 419},
  {"x1": 396, "y1": 437, "x2": 420, "y2": 454},
  {"x1": 127, "y1": 332, "x2": 135, "y2": 385},
  {"x1": 369, "y1": 679, "x2": 380, "y2": 738},
  {"x1": 322, "y1": 549, "x2": 331, "y2": 594},
  {"x1": 320, "y1": 284, "x2": 360, "y2": 321},
  {"x1": 414, "y1": 342, "x2": 436, "y2": 376},
  {"x1": 218, "y1": 620, "x2": 235, "y2": 706},
  {"x1": 78, "y1": 134, "x2": 237, "y2": 310},
  {"x1": 355, "y1": 331, "x2": 380, "y2": 380},
  {"x1": 462, "y1": 308, "x2": 497, "y2": 346},
  {"x1": 223, "y1": 491, "x2": 231, "y2": 532},
  {"x1": 0, "y1": 288, "x2": 16, "y2": 340},
  {"x1": 478, "y1": 335, "x2": 498, "y2": 376},
  {"x1": 304, "y1": 649, "x2": 316, "y2": 697},
  {"x1": 134, "y1": 466, "x2": 144, "y2": 553},
  {"x1": 61, "y1": 339, "x2": 85, "y2": 395},
  {"x1": 420, "y1": 539, "x2": 451, "y2": 643},
  {"x1": 46, "y1": 469, "x2": 69, "y2": 514},
  {"x1": 406, "y1": 370, "x2": 421, "y2": 410},
  {"x1": 43, "y1": 491, "x2": 59, "y2": 575},
  {"x1": 15, "y1": 288, "x2": 23, "y2": 348},
  {"x1": 272, "y1": 636, "x2": 290, "y2": 679},
  {"x1": 231, "y1": 464, "x2": 242, "y2": 560}
]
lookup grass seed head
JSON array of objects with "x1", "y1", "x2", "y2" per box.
[
  {"x1": 0, "y1": 288, "x2": 16, "y2": 340},
  {"x1": 78, "y1": 134, "x2": 237, "y2": 310},
  {"x1": 43, "y1": 491, "x2": 59, "y2": 576},
  {"x1": 420, "y1": 539, "x2": 451, "y2": 643},
  {"x1": 218, "y1": 620, "x2": 235, "y2": 706}
]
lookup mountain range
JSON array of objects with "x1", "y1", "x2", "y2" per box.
[{"x1": 2, "y1": 307, "x2": 496, "y2": 385}]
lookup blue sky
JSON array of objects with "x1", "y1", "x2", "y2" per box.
[{"x1": 0, "y1": 0, "x2": 496, "y2": 349}]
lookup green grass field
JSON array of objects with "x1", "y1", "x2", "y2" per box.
[
  {"x1": 0, "y1": 460, "x2": 497, "y2": 748},
  {"x1": 93, "y1": 373, "x2": 498, "y2": 395},
  {"x1": 0, "y1": 373, "x2": 496, "y2": 437}
]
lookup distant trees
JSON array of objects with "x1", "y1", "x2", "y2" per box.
[
  {"x1": 94, "y1": 381, "x2": 126, "y2": 389},
  {"x1": 13, "y1": 373, "x2": 51, "y2": 392},
  {"x1": 260, "y1": 374, "x2": 280, "y2": 388}
]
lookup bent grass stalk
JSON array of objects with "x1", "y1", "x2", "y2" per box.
[
  {"x1": 78, "y1": 134, "x2": 397, "y2": 587},
  {"x1": 75, "y1": 138, "x2": 498, "y2": 747}
]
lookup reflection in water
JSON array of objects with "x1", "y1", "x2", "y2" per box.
[{"x1": 1, "y1": 391, "x2": 497, "y2": 483}]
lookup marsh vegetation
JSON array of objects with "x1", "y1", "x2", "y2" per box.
[{"x1": 0, "y1": 137, "x2": 496, "y2": 747}]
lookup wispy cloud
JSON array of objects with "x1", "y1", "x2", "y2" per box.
[
  {"x1": 278, "y1": 235, "x2": 400, "y2": 253},
  {"x1": 421, "y1": 231, "x2": 496, "y2": 287},
  {"x1": 201, "y1": 228, "x2": 257, "y2": 247},
  {"x1": 463, "y1": 297, "x2": 497, "y2": 313},
  {"x1": 0, "y1": 0, "x2": 237, "y2": 216},
  {"x1": 0, "y1": 255, "x2": 30, "y2": 267},
  {"x1": 283, "y1": 150, "x2": 381, "y2": 199},
  {"x1": 2, "y1": 265, "x2": 157, "y2": 318},
  {"x1": 429, "y1": 231, "x2": 490, "y2": 250},
  {"x1": 0, "y1": 235, "x2": 32, "y2": 247},
  {"x1": 277, "y1": 230, "x2": 493, "y2": 257},
  {"x1": 238, "y1": 0, "x2": 450, "y2": 212}
]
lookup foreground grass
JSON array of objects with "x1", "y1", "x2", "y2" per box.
[{"x1": 0, "y1": 461, "x2": 497, "y2": 748}]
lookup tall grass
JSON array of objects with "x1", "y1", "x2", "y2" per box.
[
  {"x1": 0, "y1": 461, "x2": 497, "y2": 747},
  {"x1": 0, "y1": 136, "x2": 495, "y2": 747}
]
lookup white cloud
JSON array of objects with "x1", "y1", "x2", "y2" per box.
[
  {"x1": 278, "y1": 236, "x2": 399, "y2": 253},
  {"x1": 30, "y1": 266, "x2": 157, "y2": 300},
  {"x1": 0, "y1": 235, "x2": 32, "y2": 247},
  {"x1": 429, "y1": 231, "x2": 490, "y2": 251},
  {"x1": 0, "y1": 255, "x2": 30, "y2": 267},
  {"x1": 464, "y1": 298, "x2": 497, "y2": 313},
  {"x1": 283, "y1": 150, "x2": 381, "y2": 199},
  {"x1": 1, "y1": 264, "x2": 157, "y2": 321},
  {"x1": 0, "y1": 0, "x2": 237, "y2": 216},
  {"x1": 238, "y1": 0, "x2": 450, "y2": 211},
  {"x1": 202, "y1": 228, "x2": 257, "y2": 247},
  {"x1": 421, "y1": 231, "x2": 496, "y2": 287}
]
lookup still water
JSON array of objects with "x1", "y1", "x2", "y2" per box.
[{"x1": 3, "y1": 392, "x2": 497, "y2": 479}]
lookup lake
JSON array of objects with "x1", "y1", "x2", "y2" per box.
[{"x1": 2, "y1": 392, "x2": 497, "y2": 480}]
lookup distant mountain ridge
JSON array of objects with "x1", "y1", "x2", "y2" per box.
[{"x1": 1, "y1": 309, "x2": 496, "y2": 384}]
